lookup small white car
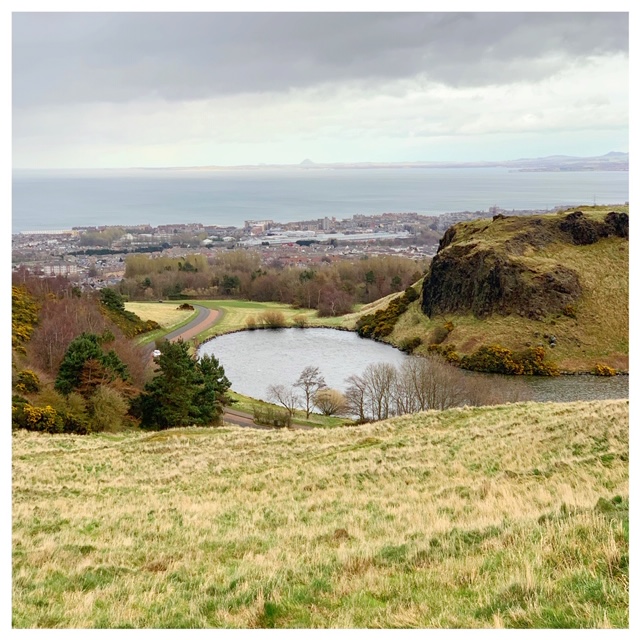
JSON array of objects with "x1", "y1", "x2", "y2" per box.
[{"x1": 152, "y1": 349, "x2": 162, "y2": 358}]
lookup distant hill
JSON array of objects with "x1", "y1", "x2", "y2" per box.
[
  {"x1": 350, "y1": 206, "x2": 628, "y2": 373},
  {"x1": 142, "y1": 152, "x2": 628, "y2": 172}
]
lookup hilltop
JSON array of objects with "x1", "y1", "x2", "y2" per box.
[
  {"x1": 12, "y1": 399, "x2": 628, "y2": 628},
  {"x1": 354, "y1": 206, "x2": 628, "y2": 373}
]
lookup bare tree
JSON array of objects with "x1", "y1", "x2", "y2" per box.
[
  {"x1": 313, "y1": 388, "x2": 347, "y2": 416},
  {"x1": 294, "y1": 366, "x2": 326, "y2": 418},
  {"x1": 267, "y1": 384, "x2": 300, "y2": 423},
  {"x1": 461, "y1": 370, "x2": 531, "y2": 406},
  {"x1": 397, "y1": 356, "x2": 466, "y2": 412},
  {"x1": 363, "y1": 362, "x2": 397, "y2": 421},
  {"x1": 343, "y1": 355, "x2": 530, "y2": 424},
  {"x1": 344, "y1": 373, "x2": 368, "y2": 423}
]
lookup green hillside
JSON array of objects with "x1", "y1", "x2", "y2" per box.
[
  {"x1": 13, "y1": 399, "x2": 628, "y2": 628},
  {"x1": 352, "y1": 207, "x2": 628, "y2": 373}
]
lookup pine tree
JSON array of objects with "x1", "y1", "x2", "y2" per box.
[
  {"x1": 55, "y1": 332, "x2": 129, "y2": 396},
  {"x1": 132, "y1": 340, "x2": 231, "y2": 429}
]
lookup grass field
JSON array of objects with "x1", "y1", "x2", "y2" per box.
[
  {"x1": 125, "y1": 299, "x2": 356, "y2": 345},
  {"x1": 192, "y1": 299, "x2": 354, "y2": 341},
  {"x1": 124, "y1": 302, "x2": 198, "y2": 345},
  {"x1": 124, "y1": 302, "x2": 197, "y2": 329},
  {"x1": 12, "y1": 399, "x2": 628, "y2": 628}
]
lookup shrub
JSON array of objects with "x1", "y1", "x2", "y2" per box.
[
  {"x1": 87, "y1": 385, "x2": 130, "y2": 432},
  {"x1": 515, "y1": 346, "x2": 559, "y2": 376},
  {"x1": 403, "y1": 286, "x2": 419, "y2": 302},
  {"x1": 253, "y1": 405, "x2": 290, "y2": 428},
  {"x1": 259, "y1": 310, "x2": 287, "y2": 329},
  {"x1": 399, "y1": 336, "x2": 422, "y2": 354},
  {"x1": 460, "y1": 345, "x2": 523, "y2": 375},
  {"x1": 313, "y1": 388, "x2": 347, "y2": 416},
  {"x1": 356, "y1": 287, "x2": 419, "y2": 339},
  {"x1": 12, "y1": 285, "x2": 40, "y2": 353},
  {"x1": 13, "y1": 403, "x2": 61, "y2": 433},
  {"x1": 429, "y1": 325, "x2": 450, "y2": 345},
  {"x1": 292, "y1": 314, "x2": 309, "y2": 328},
  {"x1": 427, "y1": 343, "x2": 460, "y2": 364},
  {"x1": 59, "y1": 392, "x2": 91, "y2": 433},
  {"x1": 30, "y1": 388, "x2": 90, "y2": 434},
  {"x1": 593, "y1": 363, "x2": 616, "y2": 376},
  {"x1": 459, "y1": 344, "x2": 559, "y2": 376},
  {"x1": 14, "y1": 369, "x2": 41, "y2": 394}
]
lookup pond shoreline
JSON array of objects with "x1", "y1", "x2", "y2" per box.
[
  {"x1": 198, "y1": 324, "x2": 629, "y2": 378},
  {"x1": 198, "y1": 327, "x2": 628, "y2": 404}
]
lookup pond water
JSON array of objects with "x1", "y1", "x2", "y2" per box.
[{"x1": 198, "y1": 328, "x2": 628, "y2": 405}]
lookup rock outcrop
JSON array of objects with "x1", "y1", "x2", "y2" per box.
[{"x1": 421, "y1": 210, "x2": 628, "y2": 321}]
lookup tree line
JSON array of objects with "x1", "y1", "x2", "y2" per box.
[
  {"x1": 119, "y1": 251, "x2": 428, "y2": 316},
  {"x1": 264, "y1": 358, "x2": 529, "y2": 426}
]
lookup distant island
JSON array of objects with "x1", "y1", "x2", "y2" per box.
[{"x1": 139, "y1": 151, "x2": 628, "y2": 173}]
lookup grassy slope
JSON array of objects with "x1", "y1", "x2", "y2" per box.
[
  {"x1": 124, "y1": 302, "x2": 198, "y2": 345},
  {"x1": 13, "y1": 399, "x2": 628, "y2": 628},
  {"x1": 124, "y1": 302, "x2": 196, "y2": 329},
  {"x1": 362, "y1": 207, "x2": 629, "y2": 372},
  {"x1": 227, "y1": 391, "x2": 347, "y2": 429}
]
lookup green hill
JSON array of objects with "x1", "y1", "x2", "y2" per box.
[
  {"x1": 12, "y1": 400, "x2": 628, "y2": 628},
  {"x1": 358, "y1": 206, "x2": 628, "y2": 373}
]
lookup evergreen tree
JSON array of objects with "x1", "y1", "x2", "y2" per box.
[
  {"x1": 193, "y1": 353, "x2": 231, "y2": 425},
  {"x1": 100, "y1": 288, "x2": 126, "y2": 312},
  {"x1": 133, "y1": 340, "x2": 231, "y2": 429},
  {"x1": 55, "y1": 332, "x2": 129, "y2": 396}
]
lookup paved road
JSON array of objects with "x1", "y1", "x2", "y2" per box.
[
  {"x1": 223, "y1": 407, "x2": 312, "y2": 431},
  {"x1": 162, "y1": 304, "x2": 220, "y2": 343}
]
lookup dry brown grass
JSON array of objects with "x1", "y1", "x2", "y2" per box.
[
  {"x1": 124, "y1": 302, "x2": 196, "y2": 329},
  {"x1": 12, "y1": 399, "x2": 628, "y2": 628}
]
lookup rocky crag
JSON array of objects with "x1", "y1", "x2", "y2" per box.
[{"x1": 422, "y1": 210, "x2": 628, "y2": 321}]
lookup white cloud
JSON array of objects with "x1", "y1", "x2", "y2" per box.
[{"x1": 13, "y1": 52, "x2": 628, "y2": 167}]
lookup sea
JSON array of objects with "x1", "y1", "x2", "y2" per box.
[{"x1": 11, "y1": 167, "x2": 629, "y2": 233}]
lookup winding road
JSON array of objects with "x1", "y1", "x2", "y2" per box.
[
  {"x1": 162, "y1": 303, "x2": 220, "y2": 343},
  {"x1": 153, "y1": 304, "x2": 307, "y2": 430}
]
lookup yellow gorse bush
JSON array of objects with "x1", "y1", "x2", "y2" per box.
[
  {"x1": 20, "y1": 405, "x2": 58, "y2": 431},
  {"x1": 11, "y1": 285, "x2": 40, "y2": 353}
]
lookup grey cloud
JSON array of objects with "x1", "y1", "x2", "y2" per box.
[{"x1": 13, "y1": 12, "x2": 628, "y2": 108}]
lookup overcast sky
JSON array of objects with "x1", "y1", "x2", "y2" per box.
[{"x1": 12, "y1": 11, "x2": 629, "y2": 168}]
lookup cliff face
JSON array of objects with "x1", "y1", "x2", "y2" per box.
[{"x1": 421, "y1": 210, "x2": 628, "y2": 321}]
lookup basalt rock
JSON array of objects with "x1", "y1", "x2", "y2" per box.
[
  {"x1": 422, "y1": 244, "x2": 581, "y2": 320},
  {"x1": 558, "y1": 210, "x2": 629, "y2": 245},
  {"x1": 421, "y1": 209, "x2": 627, "y2": 322},
  {"x1": 604, "y1": 211, "x2": 629, "y2": 238}
]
